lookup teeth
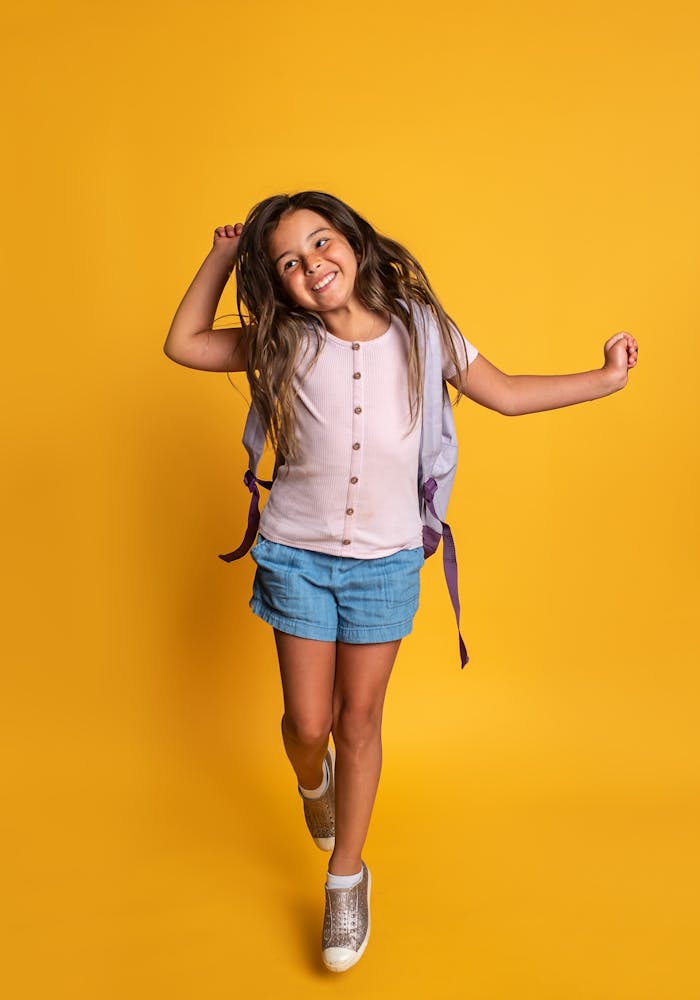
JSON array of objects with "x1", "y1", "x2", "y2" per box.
[{"x1": 312, "y1": 271, "x2": 337, "y2": 291}]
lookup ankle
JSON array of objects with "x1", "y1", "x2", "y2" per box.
[
  {"x1": 328, "y1": 855, "x2": 363, "y2": 877},
  {"x1": 326, "y1": 866, "x2": 363, "y2": 889},
  {"x1": 298, "y1": 757, "x2": 330, "y2": 799}
]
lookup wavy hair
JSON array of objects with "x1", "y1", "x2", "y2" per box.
[{"x1": 230, "y1": 191, "x2": 469, "y2": 459}]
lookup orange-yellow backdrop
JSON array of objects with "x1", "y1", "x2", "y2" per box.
[{"x1": 3, "y1": 1, "x2": 699, "y2": 997}]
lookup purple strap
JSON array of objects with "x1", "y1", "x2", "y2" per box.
[
  {"x1": 423, "y1": 478, "x2": 469, "y2": 669},
  {"x1": 218, "y1": 470, "x2": 273, "y2": 563},
  {"x1": 219, "y1": 470, "x2": 468, "y2": 668}
]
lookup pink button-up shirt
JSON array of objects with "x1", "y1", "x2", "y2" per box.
[{"x1": 258, "y1": 312, "x2": 478, "y2": 558}]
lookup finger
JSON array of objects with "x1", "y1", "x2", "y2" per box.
[{"x1": 605, "y1": 332, "x2": 626, "y2": 352}]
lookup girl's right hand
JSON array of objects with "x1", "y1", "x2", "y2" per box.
[{"x1": 212, "y1": 222, "x2": 244, "y2": 269}]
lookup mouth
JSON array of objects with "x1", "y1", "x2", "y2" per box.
[{"x1": 311, "y1": 271, "x2": 338, "y2": 292}]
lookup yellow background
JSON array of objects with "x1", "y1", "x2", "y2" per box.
[{"x1": 2, "y1": 1, "x2": 699, "y2": 996}]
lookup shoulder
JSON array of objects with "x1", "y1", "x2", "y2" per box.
[
  {"x1": 390, "y1": 298, "x2": 434, "y2": 346},
  {"x1": 393, "y1": 296, "x2": 429, "y2": 321}
]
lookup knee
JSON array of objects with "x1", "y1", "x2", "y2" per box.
[
  {"x1": 282, "y1": 711, "x2": 332, "y2": 749},
  {"x1": 332, "y1": 701, "x2": 382, "y2": 750}
]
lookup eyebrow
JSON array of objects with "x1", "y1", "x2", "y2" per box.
[{"x1": 273, "y1": 228, "x2": 332, "y2": 266}]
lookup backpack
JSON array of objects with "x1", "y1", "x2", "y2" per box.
[{"x1": 218, "y1": 300, "x2": 470, "y2": 668}]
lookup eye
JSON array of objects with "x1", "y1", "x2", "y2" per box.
[
  {"x1": 282, "y1": 258, "x2": 298, "y2": 272},
  {"x1": 316, "y1": 237, "x2": 330, "y2": 248}
]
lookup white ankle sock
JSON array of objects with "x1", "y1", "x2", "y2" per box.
[
  {"x1": 299, "y1": 758, "x2": 330, "y2": 799},
  {"x1": 326, "y1": 868, "x2": 363, "y2": 890}
]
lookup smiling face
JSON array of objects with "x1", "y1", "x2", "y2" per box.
[{"x1": 267, "y1": 208, "x2": 361, "y2": 314}]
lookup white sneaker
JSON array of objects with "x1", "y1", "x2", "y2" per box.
[
  {"x1": 298, "y1": 745, "x2": 335, "y2": 851},
  {"x1": 322, "y1": 861, "x2": 371, "y2": 972}
]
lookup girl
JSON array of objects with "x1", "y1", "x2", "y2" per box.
[{"x1": 164, "y1": 191, "x2": 638, "y2": 973}]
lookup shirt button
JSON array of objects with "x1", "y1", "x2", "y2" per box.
[
  {"x1": 353, "y1": 371, "x2": 362, "y2": 380},
  {"x1": 350, "y1": 476, "x2": 358, "y2": 484},
  {"x1": 352, "y1": 342, "x2": 360, "y2": 350},
  {"x1": 346, "y1": 508, "x2": 354, "y2": 516},
  {"x1": 354, "y1": 406, "x2": 362, "y2": 414},
  {"x1": 352, "y1": 442, "x2": 360, "y2": 450},
  {"x1": 342, "y1": 539, "x2": 351, "y2": 546}
]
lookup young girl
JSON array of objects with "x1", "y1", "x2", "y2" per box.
[{"x1": 164, "y1": 191, "x2": 638, "y2": 973}]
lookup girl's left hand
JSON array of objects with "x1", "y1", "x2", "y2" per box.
[{"x1": 602, "y1": 331, "x2": 639, "y2": 389}]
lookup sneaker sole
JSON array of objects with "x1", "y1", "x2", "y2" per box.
[{"x1": 322, "y1": 867, "x2": 371, "y2": 973}]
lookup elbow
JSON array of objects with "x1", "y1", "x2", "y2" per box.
[
  {"x1": 500, "y1": 375, "x2": 522, "y2": 416},
  {"x1": 497, "y1": 379, "x2": 517, "y2": 416},
  {"x1": 471, "y1": 394, "x2": 516, "y2": 417},
  {"x1": 476, "y1": 372, "x2": 517, "y2": 416},
  {"x1": 461, "y1": 368, "x2": 517, "y2": 415},
  {"x1": 163, "y1": 343, "x2": 182, "y2": 365}
]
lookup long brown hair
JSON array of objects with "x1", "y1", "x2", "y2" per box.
[{"x1": 231, "y1": 191, "x2": 469, "y2": 459}]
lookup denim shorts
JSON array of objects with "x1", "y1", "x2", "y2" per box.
[{"x1": 249, "y1": 536, "x2": 425, "y2": 643}]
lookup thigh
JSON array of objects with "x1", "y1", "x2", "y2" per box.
[
  {"x1": 332, "y1": 640, "x2": 402, "y2": 723},
  {"x1": 274, "y1": 630, "x2": 337, "y2": 730}
]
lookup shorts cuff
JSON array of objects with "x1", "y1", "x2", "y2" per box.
[
  {"x1": 337, "y1": 618, "x2": 415, "y2": 644},
  {"x1": 249, "y1": 600, "x2": 338, "y2": 642}
]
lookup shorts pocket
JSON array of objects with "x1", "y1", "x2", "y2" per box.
[
  {"x1": 251, "y1": 537, "x2": 300, "y2": 605},
  {"x1": 379, "y1": 549, "x2": 424, "y2": 610}
]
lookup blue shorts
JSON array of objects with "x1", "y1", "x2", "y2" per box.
[{"x1": 250, "y1": 536, "x2": 425, "y2": 643}]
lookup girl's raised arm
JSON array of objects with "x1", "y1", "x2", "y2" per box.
[
  {"x1": 163, "y1": 223, "x2": 249, "y2": 373},
  {"x1": 450, "y1": 332, "x2": 639, "y2": 416}
]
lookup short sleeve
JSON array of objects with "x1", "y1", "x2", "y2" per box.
[{"x1": 441, "y1": 322, "x2": 479, "y2": 379}]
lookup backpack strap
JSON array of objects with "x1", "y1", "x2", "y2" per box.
[
  {"x1": 218, "y1": 470, "x2": 273, "y2": 562},
  {"x1": 423, "y1": 478, "x2": 469, "y2": 670},
  {"x1": 218, "y1": 403, "x2": 273, "y2": 562},
  {"x1": 414, "y1": 300, "x2": 469, "y2": 670}
]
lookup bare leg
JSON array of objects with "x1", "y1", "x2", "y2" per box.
[
  {"x1": 329, "y1": 639, "x2": 402, "y2": 875},
  {"x1": 274, "y1": 630, "x2": 336, "y2": 790}
]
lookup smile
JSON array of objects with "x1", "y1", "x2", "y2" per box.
[{"x1": 311, "y1": 271, "x2": 337, "y2": 292}]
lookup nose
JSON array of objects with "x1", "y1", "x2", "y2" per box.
[{"x1": 304, "y1": 256, "x2": 322, "y2": 275}]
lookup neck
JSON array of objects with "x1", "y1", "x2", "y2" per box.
[{"x1": 320, "y1": 302, "x2": 390, "y2": 342}]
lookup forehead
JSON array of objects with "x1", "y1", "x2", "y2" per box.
[{"x1": 268, "y1": 208, "x2": 334, "y2": 257}]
